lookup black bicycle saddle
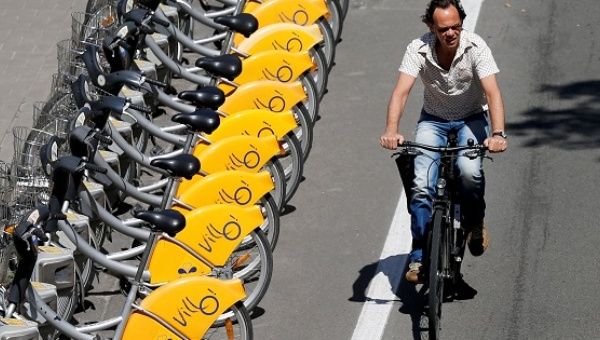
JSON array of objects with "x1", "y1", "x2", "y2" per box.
[
  {"x1": 150, "y1": 154, "x2": 200, "y2": 180},
  {"x1": 178, "y1": 86, "x2": 225, "y2": 110},
  {"x1": 195, "y1": 54, "x2": 242, "y2": 81},
  {"x1": 214, "y1": 13, "x2": 258, "y2": 38},
  {"x1": 171, "y1": 108, "x2": 220, "y2": 134},
  {"x1": 133, "y1": 209, "x2": 185, "y2": 236}
]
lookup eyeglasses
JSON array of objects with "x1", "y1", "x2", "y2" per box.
[{"x1": 434, "y1": 23, "x2": 463, "y2": 34}]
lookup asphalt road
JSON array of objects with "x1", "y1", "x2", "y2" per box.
[
  {"x1": 253, "y1": 0, "x2": 600, "y2": 339},
  {"x1": 1, "y1": 1, "x2": 600, "y2": 339}
]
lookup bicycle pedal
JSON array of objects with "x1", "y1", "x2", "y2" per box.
[{"x1": 0, "y1": 315, "x2": 41, "y2": 339}]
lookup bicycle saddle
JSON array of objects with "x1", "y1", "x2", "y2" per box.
[
  {"x1": 214, "y1": 13, "x2": 258, "y2": 38},
  {"x1": 178, "y1": 87, "x2": 225, "y2": 110},
  {"x1": 171, "y1": 108, "x2": 220, "y2": 134},
  {"x1": 150, "y1": 154, "x2": 200, "y2": 180},
  {"x1": 195, "y1": 54, "x2": 242, "y2": 81},
  {"x1": 133, "y1": 209, "x2": 185, "y2": 236}
]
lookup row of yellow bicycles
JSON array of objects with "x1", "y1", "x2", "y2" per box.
[{"x1": 0, "y1": 0, "x2": 347, "y2": 339}]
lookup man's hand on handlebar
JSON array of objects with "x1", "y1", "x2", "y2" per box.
[
  {"x1": 483, "y1": 135, "x2": 508, "y2": 153},
  {"x1": 380, "y1": 131, "x2": 405, "y2": 150}
]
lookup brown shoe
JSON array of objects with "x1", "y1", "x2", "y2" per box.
[
  {"x1": 405, "y1": 262, "x2": 424, "y2": 284},
  {"x1": 467, "y1": 224, "x2": 489, "y2": 256}
]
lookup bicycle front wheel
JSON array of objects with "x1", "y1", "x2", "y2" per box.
[
  {"x1": 205, "y1": 302, "x2": 254, "y2": 340},
  {"x1": 428, "y1": 208, "x2": 446, "y2": 340}
]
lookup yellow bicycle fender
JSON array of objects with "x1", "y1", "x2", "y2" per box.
[
  {"x1": 208, "y1": 109, "x2": 297, "y2": 141},
  {"x1": 219, "y1": 79, "x2": 306, "y2": 115},
  {"x1": 123, "y1": 276, "x2": 245, "y2": 339},
  {"x1": 233, "y1": 0, "x2": 328, "y2": 45},
  {"x1": 193, "y1": 134, "x2": 281, "y2": 174},
  {"x1": 176, "y1": 170, "x2": 274, "y2": 208},
  {"x1": 147, "y1": 239, "x2": 212, "y2": 284},
  {"x1": 236, "y1": 23, "x2": 323, "y2": 56},
  {"x1": 236, "y1": 50, "x2": 313, "y2": 84},
  {"x1": 176, "y1": 204, "x2": 264, "y2": 266}
]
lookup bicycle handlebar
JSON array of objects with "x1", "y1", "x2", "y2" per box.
[
  {"x1": 398, "y1": 140, "x2": 487, "y2": 153},
  {"x1": 396, "y1": 140, "x2": 488, "y2": 160},
  {"x1": 84, "y1": 162, "x2": 108, "y2": 174}
]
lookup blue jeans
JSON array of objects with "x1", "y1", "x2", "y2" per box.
[{"x1": 409, "y1": 111, "x2": 489, "y2": 262}]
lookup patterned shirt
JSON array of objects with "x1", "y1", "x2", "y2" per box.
[{"x1": 399, "y1": 30, "x2": 499, "y2": 120}]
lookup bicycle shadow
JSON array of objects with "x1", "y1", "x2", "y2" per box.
[
  {"x1": 349, "y1": 254, "x2": 479, "y2": 340},
  {"x1": 348, "y1": 254, "x2": 408, "y2": 303},
  {"x1": 507, "y1": 80, "x2": 600, "y2": 156}
]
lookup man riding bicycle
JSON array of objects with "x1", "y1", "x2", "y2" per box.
[{"x1": 380, "y1": 0, "x2": 508, "y2": 284}]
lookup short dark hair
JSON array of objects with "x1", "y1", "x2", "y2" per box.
[{"x1": 422, "y1": 0, "x2": 467, "y2": 25}]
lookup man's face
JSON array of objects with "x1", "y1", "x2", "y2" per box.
[{"x1": 431, "y1": 5, "x2": 463, "y2": 50}]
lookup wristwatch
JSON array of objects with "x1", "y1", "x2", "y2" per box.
[{"x1": 492, "y1": 131, "x2": 507, "y2": 139}]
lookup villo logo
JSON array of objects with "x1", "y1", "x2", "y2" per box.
[
  {"x1": 172, "y1": 289, "x2": 220, "y2": 327},
  {"x1": 197, "y1": 214, "x2": 243, "y2": 253},
  {"x1": 253, "y1": 90, "x2": 287, "y2": 112},
  {"x1": 217, "y1": 180, "x2": 253, "y2": 205},
  {"x1": 271, "y1": 32, "x2": 304, "y2": 53},
  {"x1": 226, "y1": 145, "x2": 261, "y2": 170},
  {"x1": 277, "y1": 7, "x2": 309, "y2": 25},
  {"x1": 261, "y1": 60, "x2": 294, "y2": 82}
]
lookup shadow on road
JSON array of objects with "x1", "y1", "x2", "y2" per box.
[
  {"x1": 507, "y1": 80, "x2": 600, "y2": 153},
  {"x1": 348, "y1": 254, "x2": 408, "y2": 303},
  {"x1": 349, "y1": 254, "x2": 480, "y2": 340}
]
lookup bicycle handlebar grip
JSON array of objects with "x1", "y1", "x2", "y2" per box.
[
  {"x1": 144, "y1": 77, "x2": 168, "y2": 88},
  {"x1": 151, "y1": 15, "x2": 171, "y2": 28},
  {"x1": 128, "y1": 103, "x2": 154, "y2": 114},
  {"x1": 84, "y1": 163, "x2": 108, "y2": 174},
  {"x1": 93, "y1": 132, "x2": 113, "y2": 145}
]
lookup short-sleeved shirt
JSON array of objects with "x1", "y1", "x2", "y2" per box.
[{"x1": 399, "y1": 30, "x2": 499, "y2": 121}]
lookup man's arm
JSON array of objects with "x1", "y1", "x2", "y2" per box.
[
  {"x1": 480, "y1": 74, "x2": 508, "y2": 153},
  {"x1": 380, "y1": 72, "x2": 417, "y2": 150}
]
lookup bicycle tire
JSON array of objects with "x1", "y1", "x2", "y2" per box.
[
  {"x1": 222, "y1": 229, "x2": 272, "y2": 320},
  {"x1": 309, "y1": 46, "x2": 329, "y2": 98},
  {"x1": 264, "y1": 160, "x2": 286, "y2": 213},
  {"x1": 326, "y1": 0, "x2": 344, "y2": 43},
  {"x1": 206, "y1": 302, "x2": 253, "y2": 340},
  {"x1": 277, "y1": 132, "x2": 303, "y2": 204},
  {"x1": 428, "y1": 208, "x2": 446, "y2": 340},
  {"x1": 300, "y1": 73, "x2": 320, "y2": 123},
  {"x1": 317, "y1": 18, "x2": 336, "y2": 71},
  {"x1": 259, "y1": 194, "x2": 280, "y2": 251},
  {"x1": 338, "y1": 0, "x2": 350, "y2": 20},
  {"x1": 293, "y1": 103, "x2": 314, "y2": 161}
]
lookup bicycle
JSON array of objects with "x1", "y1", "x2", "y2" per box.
[{"x1": 394, "y1": 132, "x2": 488, "y2": 340}]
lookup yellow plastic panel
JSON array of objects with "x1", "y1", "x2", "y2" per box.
[
  {"x1": 236, "y1": 23, "x2": 323, "y2": 55},
  {"x1": 147, "y1": 239, "x2": 212, "y2": 284},
  {"x1": 124, "y1": 276, "x2": 245, "y2": 338},
  {"x1": 234, "y1": 0, "x2": 328, "y2": 45},
  {"x1": 176, "y1": 204, "x2": 264, "y2": 266},
  {"x1": 122, "y1": 314, "x2": 183, "y2": 340},
  {"x1": 219, "y1": 80, "x2": 306, "y2": 115},
  {"x1": 236, "y1": 50, "x2": 313, "y2": 84},
  {"x1": 176, "y1": 170, "x2": 274, "y2": 208},
  {"x1": 193, "y1": 135, "x2": 281, "y2": 174},
  {"x1": 208, "y1": 109, "x2": 297, "y2": 141}
]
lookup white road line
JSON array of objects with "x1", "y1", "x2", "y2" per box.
[
  {"x1": 350, "y1": 1, "x2": 485, "y2": 339},
  {"x1": 462, "y1": 0, "x2": 484, "y2": 32},
  {"x1": 350, "y1": 192, "x2": 412, "y2": 340}
]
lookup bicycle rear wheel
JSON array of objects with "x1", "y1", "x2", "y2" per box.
[{"x1": 428, "y1": 208, "x2": 446, "y2": 340}]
